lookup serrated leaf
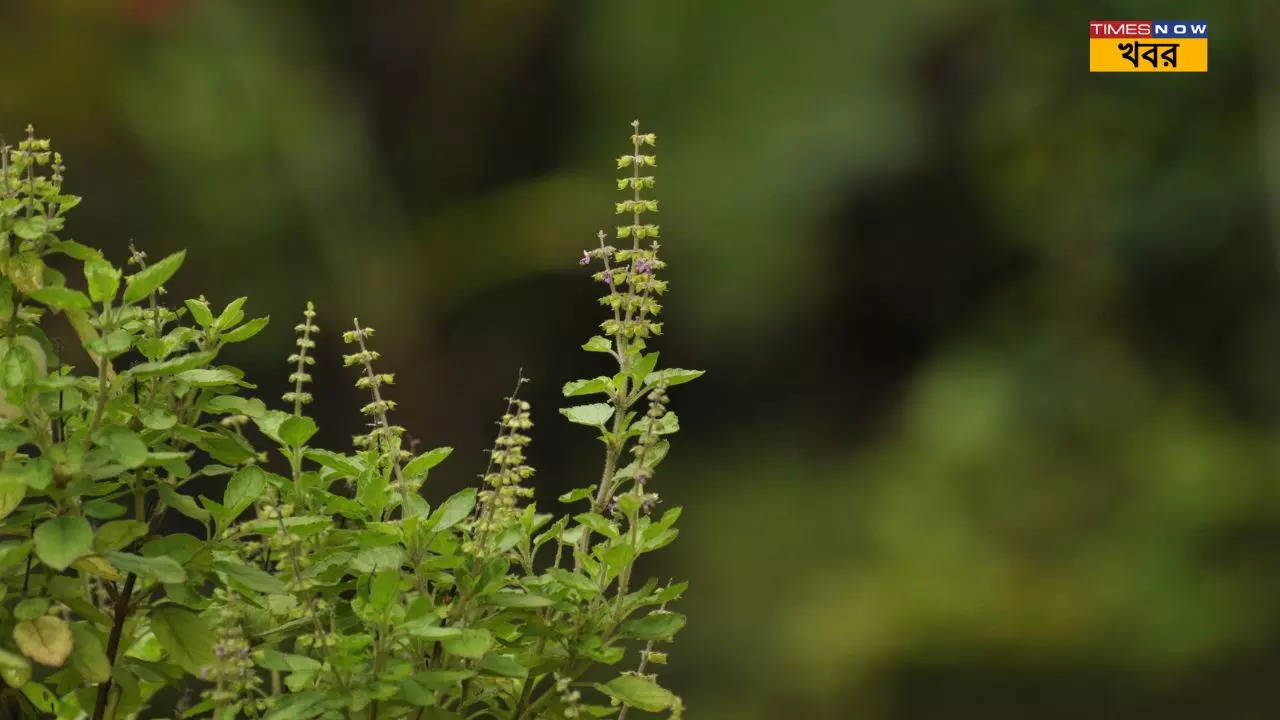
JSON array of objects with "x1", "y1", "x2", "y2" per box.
[
  {"x1": 150, "y1": 606, "x2": 215, "y2": 675},
  {"x1": 278, "y1": 416, "x2": 318, "y2": 447},
  {"x1": 558, "y1": 486, "x2": 595, "y2": 504},
  {"x1": 560, "y1": 403, "x2": 613, "y2": 427},
  {"x1": 29, "y1": 286, "x2": 90, "y2": 311},
  {"x1": 621, "y1": 611, "x2": 686, "y2": 640},
  {"x1": 601, "y1": 674, "x2": 675, "y2": 712},
  {"x1": 84, "y1": 260, "x2": 121, "y2": 304},
  {"x1": 157, "y1": 485, "x2": 209, "y2": 525},
  {"x1": 304, "y1": 449, "x2": 362, "y2": 477},
  {"x1": 215, "y1": 560, "x2": 287, "y2": 594},
  {"x1": 403, "y1": 446, "x2": 452, "y2": 477},
  {"x1": 582, "y1": 336, "x2": 612, "y2": 352},
  {"x1": 221, "y1": 315, "x2": 269, "y2": 343},
  {"x1": 562, "y1": 377, "x2": 612, "y2": 397},
  {"x1": 441, "y1": 629, "x2": 491, "y2": 659},
  {"x1": 102, "y1": 551, "x2": 186, "y2": 584},
  {"x1": 184, "y1": 299, "x2": 213, "y2": 327},
  {"x1": 427, "y1": 488, "x2": 475, "y2": 532},
  {"x1": 224, "y1": 465, "x2": 267, "y2": 519},
  {"x1": 69, "y1": 624, "x2": 111, "y2": 683},
  {"x1": 644, "y1": 368, "x2": 704, "y2": 387},
  {"x1": 33, "y1": 517, "x2": 92, "y2": 570},
  {"x1": 123, "y1": 250, "x2": 185, "y2": 304},
  {"x1": 13, "y1": 617, "x2": 72, "y2": 667}
]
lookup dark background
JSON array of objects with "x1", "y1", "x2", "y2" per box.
[{"x1": 4, "y1": 1, "x2": 1280, "y2": 717}]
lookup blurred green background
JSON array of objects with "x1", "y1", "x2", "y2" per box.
[{"x1": 5, "y1": 0, "x2": 1280, "y2": 716}]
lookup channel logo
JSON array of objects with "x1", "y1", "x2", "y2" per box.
[{"x1": 1088, "y1": 20, "x2": 1208, "y2": 72}]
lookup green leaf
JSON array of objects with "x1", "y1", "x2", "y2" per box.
[
  {"x1": 403, "y1": 446, "x2": 453, "y2": 477},
  {"x1": 0, "y1": 649, "x2": 30, "y2": 688},
  {"x1": 549, "y1": 569, "x2": 599, "y2": 597},
  {"x1": 221, "y1": 315, "x2": 269, "y2": 343},
  {"x1": 278, "y1": 416, "x2": 318, "y2": 447},
  {"x1": 157, "y1": 485, "x2": 210, "y2": 525},
  {"x1": 644, "y1": 368, "x2": 704, "y2": 387},
  {"x1": 575, "y1": 512, "x2": 619, "y2": 541},
  {"x1": 175, "y1": 368, "x2": 241, "y2": 387},
  {"x1": 562, "y1": 377, "x2": 612, "y2": 397},
  {"x1": 184, "y1": 299, "x2": 213, "y2": 327},
  {"x1": 215, "y1": 560, "x2": 287, "y2": 594},
  {"x1": 486, "y1": 592, "x2": 553, "y2": 608},
  {"x1": 94, "y1": 521, "x2": 148, "y2": 553},
  {"x1": 12, "y1": 217, "x2": 47, "y2": 240},
  {"x1": 123, "y1": 250, "x2": 185, "y2": 304},
  {"x1": 224, "y1": 465, "x2": 267, "y2": 518},
  {"x1": 479, "y1": 652, "x2": 527, "y2": 678},
  {"x1": 582, "y1": 336, "x2": 612, "y2": 353},
  {"x1": 102, "y1": 551, "x2": 186, "y2": 584},
  {"x1": 29, "y1": 286, "x2": 90, "y2": 312},
  {"x1": 13, "y1": 616, "x2": 73, "y2": 667},
  {"x1": 560, "y1": 403, "x2": 614, "y2": 427},
  {"x1": 14, "y1": 599, "x2": 48, "y2": 620},
  {"x1": 99, "y1": 427, "x2": 148, "y2": 468},
  {"x1": 304, "y1": 449, "x2": 362, "y2": 477},
  {"x1": 407, "y1": 669, "x2": 475, "y2": 691},
  {"x1": 69, "y1": 624, "x2": 111, "y2": 684},
  {"x1": 215, "y1": 296, "x2": 248, "y2": 330},
  {"x1": 33, "y1": 517, "x2": 92, "y2": 571},
  {"x1": 621, "y1": 611, "x2": 686, "y2": 640},
  {"x1": 84, "y1": 260, "x2": 121, "y2": 304},
  {"x1": 630, "y1": 352, "x2": 660, "y2": 383},
  {"x1": 601, "y1": 674, "x2": 675, "y2": 713},
  {"x1": 204, "y1": 394, "x2": 266, "y2": 418},
  {"x1": 150, "y1": 605, "x2": 216, "y2": 675},
  {"x1": 256, "y1": 649, "x2": 322, "y2": 673},
  {"x1": 427, "y1": 488, "x2": 475, "y2": 532},
  {"x1": 441, "y1": 629, "x2": 491, "y2": 659},
  {"x1": 558, "y1": 486, "x2": 595, "y2": 504},
  {"x1": 129, "y1": 351, "x2": 216, "y2": 378},
  {"x1": 401, "y1": 618, "x2": 462, "y2": 640},
  {"x1": 0, "y1": 476, "x2": 25, "y2": 520}
]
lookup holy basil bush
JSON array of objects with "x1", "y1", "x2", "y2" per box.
[{"x1": 0, "y1": 123, "x2": 698, "y2": 719}]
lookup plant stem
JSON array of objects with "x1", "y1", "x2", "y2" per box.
[{"x1": 92, "y1": 571, "x2": 136, "y2": 720}]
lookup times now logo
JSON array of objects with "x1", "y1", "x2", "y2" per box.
[{"x1": 1089, "y1": 20, "x2": 1208, "y2": 38}]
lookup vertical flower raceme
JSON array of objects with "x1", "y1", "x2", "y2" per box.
[
  {"x1": 283, "y1": 301, "x2": 318, "y2": 414},
  {"x1": 472, "y1": 372, "x2": 535, "y2": 552}
]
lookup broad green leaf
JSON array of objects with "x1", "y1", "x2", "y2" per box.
[
  {"x1": 123, "y1": 250, "x2": 185, "y2": 304},
  {"x1": 14, "y1": 599, "x2": 48, "y2": 620},
  {"x1": 549, "y1": 569, "x2": 599, "y2": 597},
  {"x1": 407, "y1": 670, "x2": 475, "y2": 691},
  {"x1": 427, "y1": 488, "x2": 475, "y2": 532},
  {"x1": 575, "y1": 512, "x2": 619, "y2": 541},
  {"x1": 304, "y1": 449, "x2": 362, "y2": 477},
  {"x1": 13, "y1": 616, "x2": 73, "y2": 667},
  {"x1": 221, "y1": 315, "x2": 269, "y2": 343},
  {"x1": 401, "y1": 618, "x2": 462, "y2": 640},
  {"x1": 644, "y1": 368, "x2": 704, "y2": 387},
  {"x1": 157, "y1": 485, "x2": 209, "y2": 525},
  {"x1": 175, "y1": 368, "x2": 240, "y2": 387},
  {"x1": 150, "y1": 606, "x2": 215, "y2": 675},
  {"x1": 139, "y1": 407, "x2": 177, "y2": 430},
  {"x1": 256, "y1": 650, "x2": 321, "y2": 673},
  {"x1": 479, "y1": 652, "x2": 527, "y2": 678},
  {"x1": 630, "y1": 352, "x2": 660, "y2": 383},
  {"x1": 215, "y1": 560, "x2": 287, "y2": 594},
  {"x1": 403, "y1": 446, "x2": 453, "y2": 477},
  {"x1": 349, "y1": 545, "x2": 404, "y2": 574},
  {"x1": 102, "y1": 551, "x2": 186, "y2": 584},
  {"x1": 621, "y1": 611, "x2": 686, "y2": 640},
  {"x1": 94, "y1": 520, "x2": 148, "y2": 553},
  {"x1": 129, "y1": 351, "x2": 216, "y2": 378},
  {"x1": 33, "y1": 517, "x2": 92, "y2": 570},
  {"x1": 0, "y1": 649, "x2": 30, "y2": 688},
  {"x1": 562, "y1": 377, "x2": 612, "y2": 397},
  {"x1": 601, "y1": 674, "x2": 675, "y2": 713},
  {"x1": 558, "y1": 486, "x2": 595, "y2": 504},
  {"x1": 69, "y1": 624, "x2": 111, "y2": 683},
  {"x1": 278, "y1": 416, "x2": 318, "y2": 447},
  {"x1": 12, "y1": 217, "x2": 47, "y2": 241},
  {"x1": 215, "y1": 297, "x2": 248, "y2": 330},
  {"x1": 486, "y1": 592, "x2": 553, "y2": 608},
  {"x1": 204, "y1": 394, "x2": 266, "y2": 418},
  {"x1": 582, "y1": 336, "x2": 612, "y2": 352},
  {"x1": 0, "y1": 476, "x2": 25, "y2": 519},
  {"x1": 224, "y1": 465, "x2": 267, "y2": 518},
  {"x1": 183, "y1": 299, "x2": 213, "y2": 327},
  {"x1": 29, "y1": 287, "x2": 90, "y2": 312},
  {"x1": 441, "y1": 629, "x2": 491, "y2": 659},
  {"x1": 560, "y1": 403, "x2": 614, "y2": 427},
  {"x1": 99, "y1": 427, "x2": 147, "y2": 468},
  {"x1": 84, "y1": 260, "x2": 121, "y2": 304}
]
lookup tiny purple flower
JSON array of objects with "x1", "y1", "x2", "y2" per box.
[{"x1": 579, "y1": 250, "x2": 591, "y2": 265}]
